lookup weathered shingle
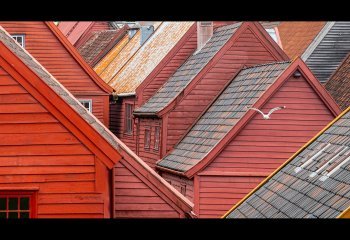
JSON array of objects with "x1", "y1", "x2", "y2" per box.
[
  {"x1": 157, "y1": 61, "x2": 291, "y2": 172},
  {"x1": 78, "y1": 29, "x2": 122, "y2": 65},
  {"x1": 135, "y1": 22, "x2": 243, "y2": 114},
  {"x1": 226, "y1": 108, "x2": 350, "y2": 218},
  {"x1": 325, "y1": 53, "x2": 350, "y2": 111}
]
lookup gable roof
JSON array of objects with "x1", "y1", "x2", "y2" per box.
[
  {"x1": 277, "y1": 21, "x2": 326, "y2": 59},
  {"x1": 224, "y1": 106, "x2": 350, "y2": 218},
  {"x1": 134, "y1": 22, "x2": 288, "y2": 116},
  {"x1": 94, "y1": 22, "x2": 162, "y2": 82},
  {"x1": 0, "y1": 26, "x2": 194, "y2": 215},
  {"x1": 77, "y1": 27, "x2": 128, "y2": 66},
  {"x1": 325, "y1": 52, "x2": 350, "y2": 111},
  {"x1": 45, "y1": 22, "x2": 114, "y2": 94},
  {"x1": 58, "y1": 21, "x2": 93, "y2": 46},
  {"x1": 156, "y1": 59, "x2": 341, "y2": 178},
  {"x1": 107, "y1": 22, "x2": 194, "y2": 94},
  {"x1": 302, "y1": 22, "x2": 350, "y2": 84}
]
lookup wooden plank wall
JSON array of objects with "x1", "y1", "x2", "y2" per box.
[{"x1": 0, "y1": 67, "x2": 106, "y2": 218}]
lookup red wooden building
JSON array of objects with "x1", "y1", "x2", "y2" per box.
[
  {"x1": 57, "y1": 21, "x2": 114, "y2": 48},
  {"x1": 0, "y1": 26, "x2": 193, "y2": 218},
  {"x1": 0, "y1": 21, "x2": 113, "y2": 127},
  {"x1": 134, "y1": 22, "x2": 289, "y2": 169},
  {"x1": 155, "y1": 59, "x2": 341, "y2": 218}
]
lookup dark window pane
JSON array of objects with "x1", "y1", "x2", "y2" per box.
[
  {"x1": 0, "y1": 212, "x2": 6, "y2": 219},
  {"x1": 8, "y1": 212, "x2": 18, "y2": 219},
  {"x1": 9, "y1": 198, "x2": 18, "y2": 210},
  {"x1": 20, "y1": 198, "x2": 29, "y2": 210},
  {"x1": 20, "y1": 212, "x2": 29, "y2": 219},
  {"x1": 0, "y1": 198, "x2": 6, "y2": 210}
]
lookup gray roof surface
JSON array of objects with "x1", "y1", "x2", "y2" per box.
[{"x1": 157, "y1": 61, "x2": 291, "y2": 172}]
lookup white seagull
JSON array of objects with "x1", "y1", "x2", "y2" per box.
[{"x1": 246, "y1": 106, "x2": 286, "y2": 119}]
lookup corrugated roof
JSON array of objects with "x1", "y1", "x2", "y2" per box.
[
  {"x1": 325, "y1": 53, "x2": 350, "y2": 111},
  {"x1": 135, "y1": 23, "x2": 242, "y2": 114},
  {"x1": 78, "y1": 29, "x2": 122, "y2": 65},
  {"x1": 107, "y1": 22, "x2": 194, "y2": 94},
  {"x1": 226, "y1": 107, "x2": 350, "y2": 218},
  {"x1": 96, "y1": 22, "x2": 162, "y2": 83},
  {"x1": 278, "y1": 22, "x2": 326, "y2": 59},
  {"x1": 302, "y1": 22, "x2": 350, "y2": 84},
  {"x1": 157, "y1": 61, "x2": 291, "y2": 173},
  {"x1": 0, "y1": 26, "x2": 194, "y2": 214}
]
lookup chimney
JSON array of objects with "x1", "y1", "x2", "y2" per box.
[
  {"x1": 197, "y1": 21, "x2": 213, "y2": 52},
  {"x1": 139, "y1": 21, "x2": 155, "y2": 45}
]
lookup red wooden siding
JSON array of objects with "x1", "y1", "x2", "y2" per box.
[
  {"x1": 137, "y1": 118, "x2": 162, "y2": 169},
  {"x1": 160, "y1": 172, "x2": 194, "y2": 203},
  {"x1": 0, "y1": 67, "x2": 108, "y2": 218},
  {"x1": 0, "y1": 21, "x2": 110, "y2": 126},
  {"x1": 196, "y1": 74, "x2": 335, "y2": 218},
  {"x1": 165, "y1": 27, "x2": 279, "y2": 153},
  {"x1": 114, "y1": 159, "x2": 183, "y2": 218},
  {"x1": 197, "y1": 175, "x2": 265, "y2": 218},
  {"x1": 138, "y1": 29, "x2": 197, "y2": 105},
  {"x1": 109, "y1": 96, "x2": 137, "y2": 152}
]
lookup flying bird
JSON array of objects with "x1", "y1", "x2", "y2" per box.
[{"x1": 246, "y1": 106, "x2": 286, "y2": 119}]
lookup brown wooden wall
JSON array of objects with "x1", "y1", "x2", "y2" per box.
[
  {"x1": 0, "y1": 21, "x2": 110, "y2": 126},
  {"x1": 138, "y1": 29, "x2": 197, "y2": 106},
  {"x1": 0, "y1": 67, "x2": 109, "y2": 218},
  {"x1": 136, "y1": 118, "x2": 162, "y2": 169},
  {"x1": 196, "y1": 74, "x2": 335, "y2": 218},
  {"x1": 113, "y1": 159, "x2": 185, "y2": 218},
  {"x1": 109, "y1": 96, "x2": 137, "y2": 152},
  {"x1": 165, "y1": 27, "x2": 280, "y2": 153}
]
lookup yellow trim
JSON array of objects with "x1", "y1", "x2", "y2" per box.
[
  {"x1": 337, "y1": 204, "x2": 350, "y2": 218},
  {"x1": 222, "y1": 106, "x2": 350, "y2": 218}
]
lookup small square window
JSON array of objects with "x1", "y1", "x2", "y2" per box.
[
  {"x1": 144, "y1": 128, "x2": 151, "y2": 149},
  {"x1": 12, "y1": 34, "x2": 25, "y2": 48},
  {"x1": 0, "y1": 192, "x2": 35, "y2": 219},
  {"x1": 78, "y1": 99, "x2": 92, "y2": 113}
]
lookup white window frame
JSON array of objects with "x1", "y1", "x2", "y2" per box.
[
  {"x1": 12, "y1": 34, "x2": 25, "y2": 48},
  {"x1": 78, "y1": 99, "x2": 92, "y2": 113}
]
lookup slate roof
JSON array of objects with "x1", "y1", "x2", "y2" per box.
[
  {"x1": 325, "y1": 53, "x2": 350, "y2": 111},
  {"x1": 107, "y1": 22, "x2": 194, "y2": 94},
  {"x1": 0, "y1": 26, "x2": 194, "y2": 213},
  {"x1": 157, "y1": 61, "x2": 291, "y2": 172},
  {"x1": 226, "y1": 107, "x2": 350, "y2": 218},
  {"x1": 135, "y1": 23, "x2": 243, "y2": 114},
  {"x1": 277, "y1": 21, "x2": 326, "y2": 59},
  {"x1": 302, "y1": 22, "x2": 350, "y2": 84},
  {"x1": 77, "y1": 29, "x2": 123, "y2": 66}
]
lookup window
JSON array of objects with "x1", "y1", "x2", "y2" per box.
[
  {"x1": 154, "y1": 126, "x2": 160, "y2": 151},
  {"x1": 144, "y1": 128, "x2": 151, "y2": 149},
  {"x1": 180, "y1": 184, "x2": 186, "y2": 196},
  {"x1": 78, "y1": 99, "x2": 92, "y2": 113},
  {"x1": 0, "y1": 192, "x2": 35, "y2": 219},
  {"x1": 12, "y1": 34, "x2": 25, "y2": 48},
  {"x1": 125, "y1": 104, "x2": 134, "y2": 134}
]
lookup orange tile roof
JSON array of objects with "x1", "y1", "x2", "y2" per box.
[
  {"x1": 108, "y1": 22, "x2": 194, "y2": 94},
  {"x1": 278, "y1": 21, "x2": 326, "y2": 59},
  {"x1": 95, "y1": 22, "x2": 162, "y2": 82}
]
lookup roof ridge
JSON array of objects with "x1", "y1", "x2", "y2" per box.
[{"x1": 241, "y1": 60, "x2": 291, "y2": 70}]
